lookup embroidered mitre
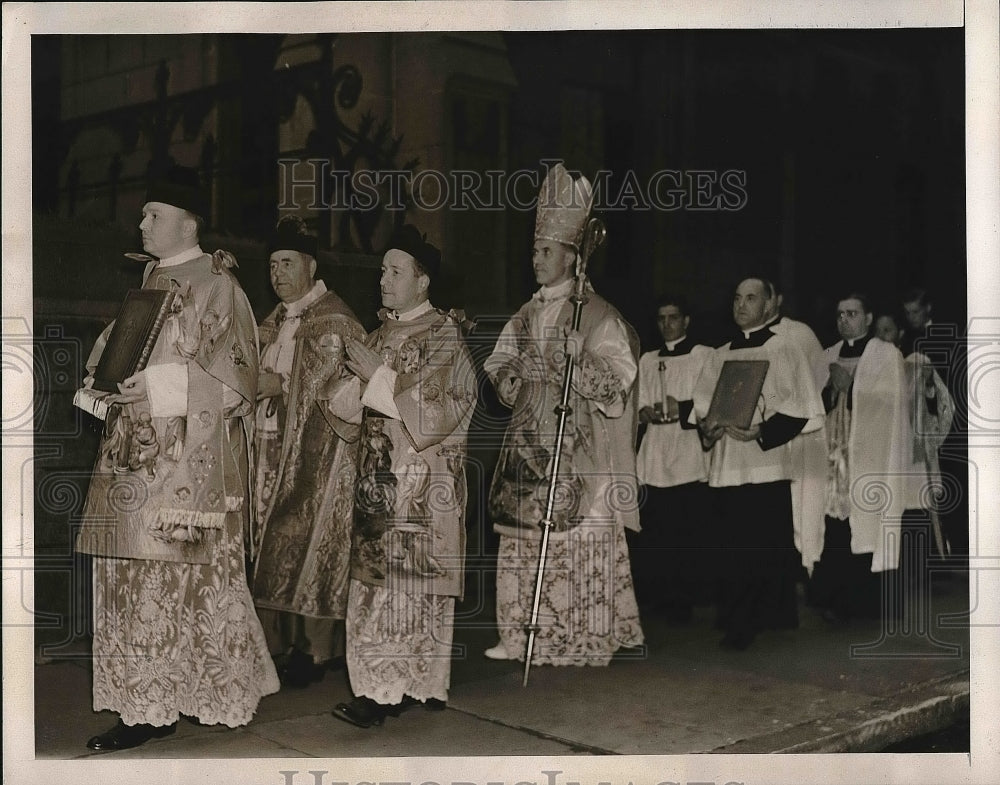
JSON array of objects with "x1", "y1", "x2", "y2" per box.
[{"x1": 534, "y1": 163, "x2": 593, "y2": 251}]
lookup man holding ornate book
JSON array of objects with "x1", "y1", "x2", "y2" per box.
[
  {"x1": 74, "y1": 166, "x2": 279, "y2": 751},
  {"x1": 692, "y1": 276, "x2": 825, "y2": 651}
]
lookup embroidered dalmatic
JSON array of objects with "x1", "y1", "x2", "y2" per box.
[
  {"x1": 252, "y1": 287, "x2": 365, "y2": 621},
  {"x1": 76, "y1": 251, "x2": 279, "y2": 727},
  {"x1": 486, "y1": 279, "x2": 644, "y2": 666},
  {"x1": 345, "y1": 307, "x2": 476, "y2": 704}
]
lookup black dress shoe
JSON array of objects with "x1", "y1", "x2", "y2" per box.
[
  {"x1": 326, "y1": 655, "x2": 346, "y2": 672},
  {"x1": 385, "y1": 695, "x2": 449, "y2": 716},
  {"x1": 86, "y1": 719, "x2": 177, "y2": 751},
  {"x1": 279, "y1": 649, "x2": 326, "y2": 689},
  {"x1": 332, "y1": 697, "x2": 387, "y2": 728},
  {"x1": 385, "y1": 695, "x2": 420, "y2": 716}
]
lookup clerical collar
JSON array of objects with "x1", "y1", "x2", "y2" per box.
[
  {"x1": 156, "y1": 245, "x2": 204, "y2": 268},
  {"x1": 741, "y1": 322, "x2": 770, "y2": 340},
  {"x1": 533, "y1": 278, "x2": 575, "y2": 304},
  {"x1": 729, "y1": 323, "x2": 774, "y2": 350},
  {"x1": 282, "y1": 280, "x2": 327, "y2": 318},
  {"x1": 840, "y1": 333, "x2": 871, "y2": 358},
  {"x1": 659, "y1": 336, "x2": 692, "y2": 357},
  {"x1": 391, "y1": 299, "x2": 434, "y2": 322}
]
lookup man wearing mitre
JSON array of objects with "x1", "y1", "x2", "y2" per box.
[{"x1": 484, "y1": 162, "x2": 644, "y2": 667}]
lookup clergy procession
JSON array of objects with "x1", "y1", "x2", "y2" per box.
[{"x1": 72, "y1": 162, "x2": 961, "y2": 751}]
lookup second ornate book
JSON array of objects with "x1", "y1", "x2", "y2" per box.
[{"x1": 707, "y1": 359, "x2": 770, "y2": 429}]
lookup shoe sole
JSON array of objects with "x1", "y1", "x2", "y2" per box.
[{"x1": 86, "y1": 723, "x2": 176, "y2": 751}]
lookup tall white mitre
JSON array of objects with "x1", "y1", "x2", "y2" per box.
[{"x1": 534, "y1": 163, "x2": 594, "y2": 251}]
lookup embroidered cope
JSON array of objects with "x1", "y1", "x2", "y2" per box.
[
  {"x1": 485, "y1": 280, "x2": 644, "y2": 666},
  {"x1": 252, "y1": 285, "x2": 366, "y2": 619},
  {"x1": 344, "y1": 306, "x2": 476, "y2": 704}
]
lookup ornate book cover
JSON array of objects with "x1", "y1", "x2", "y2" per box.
[
  {"x1": 91, "y1": 288, "x2": 175, "y2": 393},
  {"x1": 707, "y1": 359, "x2": 770, "y2": 429}
]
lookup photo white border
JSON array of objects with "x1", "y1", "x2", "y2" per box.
[{"x1": 4, "y1": 2, "x2": 998, "y2": 784}]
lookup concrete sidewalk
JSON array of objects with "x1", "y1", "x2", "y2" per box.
[{"x1": 35, "y1": 571, "x2": 971, "y2": 759}]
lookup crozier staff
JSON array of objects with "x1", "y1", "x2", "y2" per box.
[{"x1": 484, "y1": 163, "x2": 644, "y2": 670}]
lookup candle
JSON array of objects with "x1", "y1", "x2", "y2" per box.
[{"x1": 658, "y1": 359, "x2": 668, "y2": 422}]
